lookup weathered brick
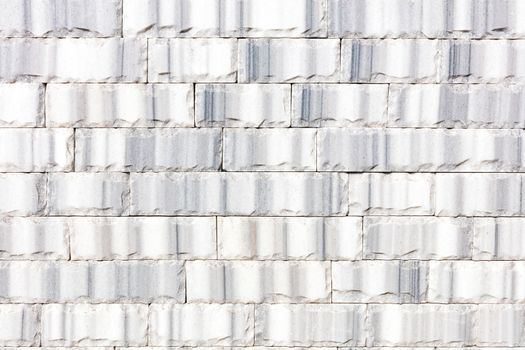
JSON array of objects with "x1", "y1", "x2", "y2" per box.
[
  {"x1": 255, "y1": 304, "x2": 366, "y2": 346},
  {"x1": 124, "y1": 0, "x2": 327, "y2": 38},
  {"x1": 0, "y1": 304, "x2": 40, "y2": 346},
  {"x1": 332, "y1": 261, "x2": 428, "y2": 303},
  {"x1": 342, "y1": 39, "x2": 440, "y2": 82},
  {"x1": 0, "y1": 173, "x2": 46, "y2": 216},
  {"x1": 41, "y1": 304, "x2": 148, "y2": 346},
  {"x1": 0, "y1": 38, "x2": 146, "y2": 82},
  {"x1": 186, "y1": 260, "x2": 330, "y2": 303},
  {"x1": 474, "y1": 305, "x2": 525, "y2": 346},
  {"x1": 224, "y1": 128, "x2": 316, "y2": 171},
  {"x1": 238, "y1": 39, "x2": 340, "y2": 83},
  {"x1": 46, "y1": 84, "x2": 194, "y2": 127},
  {"x1": 0, "y1": 83, "x2": 43, "y2": 126},
  {"x1": 364, "y1": 216, "x2": 473, "y2": 260},
  {"x1": 130, "y1": 172, "x2": 348, "y2": 216},
  {"x1": 0, "y1": 0, "x2": 121, "y2": 37},
  {"x1": 48, "y1": 173, "x2": 129, "y2": 216},
  {"x1": 148, "y1": 39, "x2": 237, "y2": 82},
  {"x1": 218, "y1": 217, "x2": 362, "y2": 260},
  {"x1": 75, "y1": 128, "x2": 221, "y2": 172},
  {"x1": 195, "y1": 84, "x2": 291, "y2": 127},
  {"x1": 473, "y1": 218, "x2": 525, "y2": 260},
  {"x1": 292, "y1": 84, "x2": 388, "y2": 127},
  {"x1": 348, "y1": 173, "x2": 434, "y2": 215},
  {"x1": 149, "y1": 303, "x2": 254, "y2": 346},
  {"x1": 70, "y1": 217, "x2": 216, "y2": 260}
]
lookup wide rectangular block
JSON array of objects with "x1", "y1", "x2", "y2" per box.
[
  {"x1": 332, "y1": 261, "x2": 428, "y2": 303},
  {"x1": 329, "y1": 0, "x2": 525, "y2": 39},
  {"x1": 0, "y1": 0, "x2": 121, "y2": 37},
  {"x1": 238, "y1": 39, "x2": 340, "y2": 83},
  {"x1": 292, "y1": 84, "x2": 388, "y2": 127},
  {"x1": 124, "y1": 0, "x2": 327, "y2": 38},
  {"x1": 0, "y1": 128, "x2": 72, "y2": 172},
  {"x1": 0, "y1": 173, "x2": 46, "y2": 216},
  {"x1": 0, "y1": 217, "x2": 69, "y2": 260},
  {"x1": 341, "y1": 39, "x2": 440, "y2": 82},
  {"x1": 473, "y1": 218, "x2": 525, "y2": 260},
  {"x1": 318, "y1": 128, "x2": 522, "y2": 172},
  {"x1": 368, "y1": 304, "x2": 474, "y2": 346},
  {"x1": 348, "y1": 173, "x2": 434, "y2": 215},
  {"x1": 46, "y1": 84, "x2": 194, "y2": 127},
  {"x1": 149, "y1": 303, "x2": 254, "y2": 346},
  {"x1": 195, "y1": 84, "x2": 291, "y2": 127},
  {"x1": 474, "y1": 305, "x2": 525, "y2": 346},
  {"x1": 442, "y1": 40, "x2": 525, "y2": 83},
  {"x1": 428, "y1": 261, "x2": 525, "y2": 303},
  {"x1": 41, "y1": 304, "x2": 148, "y2": 346},
  {"x1": 0, "y1": 261, "x2": 184, "y2": 303},
  {"x1": 224, "y1": 129, "x2": 316, "y2": 171},
  {"x1": 388, "y1": 84, "x2": 525, "y2": 128},
  {"x1": 435, "y1": 173, "x2": 524, "y2": 216},
  {"x1": 0, "y1": 84, "x2": 43, "y2": 126},
  {"x1": 218, "y1": 217, "x2": 362, "y2": 261},
  {"x1": 186, "y1": 260, "x2": 330, "y2": 303},
  {"x1": 70, "y1": 217, "x2": 216, "y2": 260},
  {"x1": 48, "y1": 173, "x2": 129, "y2": 216},
  {"x1": 75, "y1": 128, "x2": 221, "y2": 172},
  {"x1": 364, "y1": 216, "x2": 473, "y2": 260},
  {"x1": 148, "y1": 39, "x2": 237, "y2": 82},
  {"x1": 0, "y1": 304, "x2": 40, "y2": 346},
  {"x1": 255, "y1": 304, "x2": 366, "y2": 346},
  {"x1": 130, "y1": 172, "x2": 348, "y2": 216},
  {"x1": 0, "y1": 38, "x2": 146, "y2": 82}
]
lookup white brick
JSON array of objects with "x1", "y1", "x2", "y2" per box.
[
  {"x1": 48, "y1": 173, "x2": 129, "y2": 216},
  {"x1": 0, "y1": 304, "x2": 40, "y2": 346},
  {"x1": 255, "y1": 304, "x2": 366, "y2": 346},
  {"x1": 0, "y1": 173, "x2": 46, "y2": 216},
  {"x1": 318, "y1": 128, "x2": 522, "y2": 172},
  {"x1": 332, "y1": 261, "x2": 428, "y2": 303},
  {"x1": 473, "y1": 218, "x2": 525, "y2": 260},
  {"x1": 474, "y1": 305, "x2": 525, "y2": 346},
  {"x1": 0, "y1": 217, "x2": 69, "y2": 260},
  {"x1": 224, "y1": 129, "x2": 316, "y2": 171},
  {"x1": 123, "y1": 0, "x2": 327, "y2": 38},
  {"x1": 0, "y1": 84, "x2": 43, "y2": 127},
  {"x1": 0, "y1": 0, "x2": 121, "y2": 37},
  {"x1": 0, "y1": 38, "x2": 146, "y2": 83},
  {"x1": 218, "y1": 217, "x2": 362, "y2": 260},
  {"x1": 75, "y1": 128, "x2": 221, "y2": 172},
  {"x1": 0, "y1": 261, "x2": 184, "y2": 303},
  {"x1": 148, "y1": 39, "x2": 237, "y2": 82},
  {"x1": 435, "y1": 173, "x2": 524, "y2": 216},
  {"x1": 328, "y1": 0, "x2": 444, "y2": 38},
  {"x1": 348, "y1": 173, "x2": 434, "y2": 215},
  {"x1": 130, "y1": 172, "x2": 348, "y2": 216},
  {"x1": 292, "y1": 84, "x2": 388, "y2": 127},
  {"x1": 46, "y1": 84, "x2": 194, "y2": 127},
  {"x1": 368, "y1": 304, "x2": 474, "y2": 346},
  {"x1": 238, "y1": 39, "x2": 340, "y2": 83},
  {"x1": 41, "y1": 304, "x2": 148, "y2": 346},
  {"x1": 186, "y1": 260, "x2": 330, "y2": 303},
  {"x1": 342, "y1": 39, "x2": 440, "y2": 82},
  {"x1": 388, "y1": 84, "x2": 525, "y2": 128},
  {"x1": 149, "y1": 303, "x2": 254, "y2": 346},
  {"x1": 195, "y1": 84, "x2": 291, "y2": 127},
  {"x1": 428, "y1": 261, "x2": 525, "y2": 303},
  {"x1": 70, "y1": 217, "x2": 216, "y2": 260},
  {"x1": 442, "y1": 40, "x2": 525, "y2": 83},
  {"x1": 364, "y1": 216, "x2": 473, "y2": 260},
  {"x1": 0, "y1": 128, "x2": 72, "y2": 172}
]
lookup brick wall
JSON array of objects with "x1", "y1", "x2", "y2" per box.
[{"x1": 0, "y1": 0, "x2": 522, "y2": 347}]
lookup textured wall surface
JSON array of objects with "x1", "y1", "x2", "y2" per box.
[{"x1": 0, "y1": 0, "x2": 522, "y2": 348}]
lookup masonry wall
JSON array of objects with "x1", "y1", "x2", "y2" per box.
[{"x1": 0, "y1": 0, "x2": 523, "y2": 348}]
